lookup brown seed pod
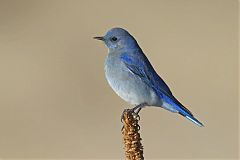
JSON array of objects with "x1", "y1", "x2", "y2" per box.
[{"x1": 121, "y1": 109, "x2": 144, "y2": 160}]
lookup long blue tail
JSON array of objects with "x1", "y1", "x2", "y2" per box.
[
  {"x1": 155, "y1": 89, "x2": 204, "y2": 127},
  {"x1": 162, "y1": 93, "x2": 204, "y2": 127},
  {"x1": 176, "y1": 105, "x2": 204, "y2": 127}
]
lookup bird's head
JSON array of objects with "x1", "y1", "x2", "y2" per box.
[{"x1": 94, "y1": 27, "x2": 138, "y2": 51}]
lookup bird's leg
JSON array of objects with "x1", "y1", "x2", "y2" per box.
[
  {"x1": 135, "y1": 108, "x2": 142, "y2": 115},
  {"x1": 131, "y1": 105, "x2": 141, "y2": 112},
  {"x1": 130, "y1": 104, "x2": 143, "y2": 120},
  {"x1": 121, "y1": 103, "x2": 146, "y2": 122},
  {"x1": 131, "y1": 103, "x2": 146, "y2": 113}
]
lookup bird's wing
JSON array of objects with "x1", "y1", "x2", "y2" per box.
[
  {"x1": 120, "y1": 52, "x2": 193, "y2": 116},
  {"x1": 120, "y1": 52, "x2": 172, "y2": 96}
]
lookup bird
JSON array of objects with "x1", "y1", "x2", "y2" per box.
[{"x1": 94, "y1": 27, "x2": 204, "y2": 127}]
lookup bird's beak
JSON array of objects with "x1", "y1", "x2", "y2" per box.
[{"x1": 93, "y1": 36, "x2": 105, "y2": 41}]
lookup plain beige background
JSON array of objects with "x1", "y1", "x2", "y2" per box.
[{"x1": 0, "y1": 0, "x2": 238, "y2": 159}]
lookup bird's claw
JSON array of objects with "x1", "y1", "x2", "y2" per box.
[
  {"x1": 131, "y1": 110, "x2": 140, "y2": 120},
  {"x1": 121, "y1": 108, "x2": 140, "y2": 122}
]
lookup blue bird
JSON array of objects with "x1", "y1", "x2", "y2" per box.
[{"x1": 94, "y1": 28, "x2": 204, "y2": 127}]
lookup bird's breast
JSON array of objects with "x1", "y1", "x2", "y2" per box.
[{"x1": 104, "y1": 53, "x2": 161, "y2": 106}]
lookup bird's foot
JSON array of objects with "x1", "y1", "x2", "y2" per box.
[{"x1": 121, "y1": 107, "x2": 141, "y2": 122}]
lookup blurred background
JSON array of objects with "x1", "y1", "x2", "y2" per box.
[{"x1": 0, "y1": 0, "x2": 238, "y2": 159}]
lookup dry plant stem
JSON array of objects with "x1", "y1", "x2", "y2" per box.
[{"x1": 122, "y1": 109, "x2": 144, "y2": 160}]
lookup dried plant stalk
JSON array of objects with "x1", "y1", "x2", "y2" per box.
[{"x1": 121, "y1": 109, "x2": 144, "y2": 160}]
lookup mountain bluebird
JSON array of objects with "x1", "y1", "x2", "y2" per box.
[{"x1": 94, "y1": 28, "x2": 204, "y2": 127}]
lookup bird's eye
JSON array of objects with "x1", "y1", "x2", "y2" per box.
[{"x1": 111, "y1": 36, "x2": 118, "y2": 41}]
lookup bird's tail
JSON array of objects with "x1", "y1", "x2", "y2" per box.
[
  {"x1": 177, "y1": 106, "x2": 204, "y2": 127},
  {"x1": 159, "y1": 92, "x2": 204, "y2": 127}
]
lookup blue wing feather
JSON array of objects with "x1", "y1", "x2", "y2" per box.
[
  {"x1": 120, "y1": 52, "x2": 172, "y2": 96},
  {"x1": 120, "y1": 51, "x2": 193, "y2": 117}
]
